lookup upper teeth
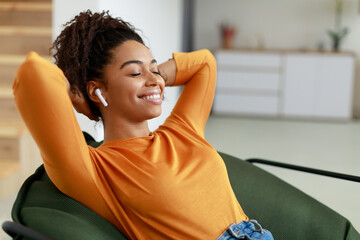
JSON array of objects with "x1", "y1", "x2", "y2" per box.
[{"x1": 142, "y1": 94, "x2": 161, "y2": 100}]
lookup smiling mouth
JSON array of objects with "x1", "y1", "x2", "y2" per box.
[
  {"x1": 139, "y1": 93, "x2": 163, "y2": 105},
  {"x1": 141, "y1": 94, "x2": 161, "y2": 100}
]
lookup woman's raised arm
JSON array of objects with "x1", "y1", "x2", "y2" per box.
[
  {"x1": 13, "y1": 52, "x2": 96, "y2": 197},
  {"x1": 163, "y1": 49, "x2": 217, "y2": 138}
]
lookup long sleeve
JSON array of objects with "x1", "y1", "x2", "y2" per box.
[
  {"x1": 171, "y1": 49, "x2": 217, "y2": 137},
  {"x1": 13, "y1": 52, "x2": 99, "y2": 204}
]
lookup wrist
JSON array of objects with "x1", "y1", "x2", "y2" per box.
[{"x1": 158, "y1": 59, "x2": 176, "y2": 86}]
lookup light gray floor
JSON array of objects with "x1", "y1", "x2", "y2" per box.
[
  {"x1": 0, "y1": 193, "x2": 16, "y2": 240},
  {"x1": 1, "y1": 116, "x2": 359, "y2": 239},
  {"x1": 205, "y1": 115, "x2": 360, "y2": 232}
]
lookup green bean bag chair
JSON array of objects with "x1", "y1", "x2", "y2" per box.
[{"x1": 3, "y1": 133, "x2": 360, "y2": 240}]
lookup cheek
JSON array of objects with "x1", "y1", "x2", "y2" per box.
[{"x1": 107, "y1": 81, "x2": 141, "y2": 102}]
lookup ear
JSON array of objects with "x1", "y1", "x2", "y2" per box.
[{"x1": 87, "y1": 80, "x2": 106, "y2": 105}]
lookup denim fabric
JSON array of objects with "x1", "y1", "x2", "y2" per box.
[{"x1": 217, "y1": 220, "x2": 274, "y2": 240}]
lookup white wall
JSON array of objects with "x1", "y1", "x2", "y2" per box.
[
  {"x1": 53, "y1": 0, "x2": 182, "y2": 140},
  {"x1": 53, "y1": 0, "x2": 98, "y2": 39},
  {"x1": 194, "y1": 0, "x2": 360, "y2": 116}
]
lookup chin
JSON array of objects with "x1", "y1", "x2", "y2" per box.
[
  {"x1": 148, "y1": 109, "x2": 162, "y2": 119},
  {"x1": 151, "y1": 111, "x2": 162, "y2": 119},
  {"x1": 143, "y1": 108, "x2": 162, "y2": 120}
]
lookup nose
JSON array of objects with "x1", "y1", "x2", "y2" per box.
[{"x1": 145, "y1": 71, "x2": 163, "y2": 87}]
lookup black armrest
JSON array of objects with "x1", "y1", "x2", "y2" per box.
[
  {"x1": 246, "y1": 158, "x2": 360, "y2": 183},
  {"x1": 2, "y1": 221, "x2": 55, "y2": 240}
]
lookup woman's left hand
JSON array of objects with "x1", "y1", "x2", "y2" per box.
[{"x1": 158, "y1": 59, "x2": 176, "y2": 86}]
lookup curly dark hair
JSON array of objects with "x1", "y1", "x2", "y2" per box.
[{"x1": 51, "y1": 10, "x2": 144, "y2": 119}]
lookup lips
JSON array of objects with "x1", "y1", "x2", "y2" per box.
[{"x1": 138, "y1": 89, "x2": 162, "y2": 104}]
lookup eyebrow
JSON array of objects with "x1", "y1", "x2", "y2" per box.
[{"x1": 120, "y1": 59, "x2": 157, "y2": 69}]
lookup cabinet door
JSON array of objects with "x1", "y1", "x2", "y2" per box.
[
  {"x1": 283, "y1": 54, "x2": 354, "y2": 119},
  {"x1": 217, "y1": 70, "x2": 280, "y2": 91},
  {"x1": 213, "y1": 93, "x2": 279, "y2": 116},
  {"x1": 216, "y1": 51, "x2": 281, "y2": 68}
]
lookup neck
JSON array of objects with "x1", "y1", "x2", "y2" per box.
[{"x1": 103, "y1": 117, "x2": 150, "y2": 142}]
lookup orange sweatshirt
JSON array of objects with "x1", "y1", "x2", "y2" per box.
[{"x1": 14, "y1": 49, "x2": 248, "y2": 240}]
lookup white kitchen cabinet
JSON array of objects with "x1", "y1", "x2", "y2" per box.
[
  {"x1": 283, "y1": 54, "x2": 355, "y2": 120},
  {"x1": 213, "y1": 50, "x2": 355, "y2": 120},
  {"x1": 213, "y1": 50, "x2": 282, "y2": 116}
]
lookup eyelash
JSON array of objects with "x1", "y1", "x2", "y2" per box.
[
  {"x1": 130, "y1": 71, "x2": 160, "y2": 77},
  {"x1": 130, "y1": 73, "x2": 141, "y2": 76}
]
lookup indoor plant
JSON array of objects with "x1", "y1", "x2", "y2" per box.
[{"x1": 327, "y1": 0, "x2": 349, "y2": 51}]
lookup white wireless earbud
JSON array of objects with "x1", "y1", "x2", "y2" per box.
[{"x1": 95, "y1": 89, "x2": 108, "y2": 107}]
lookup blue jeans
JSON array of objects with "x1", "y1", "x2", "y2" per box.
[{"x1": 216, "y1": 220, "x2": 274, "y2": 240}]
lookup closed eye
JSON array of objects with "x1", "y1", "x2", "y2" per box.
[
  {"x1": 130, "y1": 73, "x2": 141, "y2": 76},
  {"x1": 153, "y1": 71, "x2": 160, "y2": 75}
]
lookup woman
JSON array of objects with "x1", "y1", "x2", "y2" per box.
[{"x1": 14, "y1": 10, "x2": 273, "y2": 240}]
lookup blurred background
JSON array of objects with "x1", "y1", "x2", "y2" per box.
[{"x1": 0, "y1": 0, "x2": 359, "y2": 239}]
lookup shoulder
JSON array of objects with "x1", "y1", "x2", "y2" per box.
[{"x1": 159, "y1": 113, "x2": 201, "y2": 137}]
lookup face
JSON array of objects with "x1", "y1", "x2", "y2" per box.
[{"x1": 100, "y1": 40, "x2": 165, "y2": 123}]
